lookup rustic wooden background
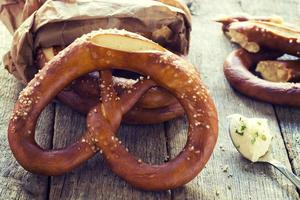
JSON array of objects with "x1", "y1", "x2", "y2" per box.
[{"x1": 0, "y1": 0, "x2": 300, "y2": 199}]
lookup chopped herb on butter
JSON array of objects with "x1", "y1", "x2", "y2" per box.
[
  {"x1": 236, "y1": 129, "x2": 244, "y2": 135},
  {"x1": 251, "y1": 137, "x2": 256, "y2": 144},
  {"x1": 235, "y1": 122, "x2": 246, "y2": 135},
  {"x1": 251, "y1": 132, "x2": 260, "y2": 144},
  {"x1": 241, "y1": 124, "x2": 246, "y2": 131},
  {"x1": 228, "y1": 114, "x2": 273, "y2": 162},
  {"x1": 260, "y1": 134, "x2": 267, "y2": 141}
]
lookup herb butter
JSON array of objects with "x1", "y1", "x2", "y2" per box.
[{"x1": 228, "y1": 114, "x2": 272, "y2": 162}]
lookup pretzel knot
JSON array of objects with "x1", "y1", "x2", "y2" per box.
[
  {"x1": 217, "y1": 15, "x2": 300, "y2": 106},
  {"x1": 8, "y1": 29, "x2": 218, "y2": 191}
]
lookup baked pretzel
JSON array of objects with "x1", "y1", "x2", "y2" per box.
[
  {"x1": 215, "y1": 14, "x2": 283, "y2": 32},
  {"x1": 218, "y1": 15, "x2": 300, "y2": 106},
  {"x1": 8, "y1": 29, "x2": 218, "y2": 190}
]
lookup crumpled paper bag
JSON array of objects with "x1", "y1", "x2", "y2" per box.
[{"x1": 1, "y1": 0, "x2": 191, "y2": 83}]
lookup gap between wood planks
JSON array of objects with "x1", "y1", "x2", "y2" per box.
[
  {"x1": 273, "y1": 106, "x2": 294, "y2": 170},
  {"x1": 273, "y1": 105, "x2": 300, "y2": 195},
  {"x1": 46, "y1": 103, "x2": 56, "y2": 200}
]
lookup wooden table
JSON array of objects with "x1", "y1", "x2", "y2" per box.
[{"x1": 0, "y1": 0, "x2": 300, "y2": 199}]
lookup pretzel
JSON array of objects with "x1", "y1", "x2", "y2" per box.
[
  {"x1": 217, "y1": 15, "x2": 300, "y2": 55},
  {"x1": 8, "y1": 29, "x2": 218, "y2": 190},
  {"x1": 36, "y1": 46, "x2": 184, "y2": 124},
  {"x1": 218, "y1": 16, "x2": 300, "y2": 106},
  {"x1": 223, "y1": 49, "x2": 300, "y2": 106},
  {"x1": 215, "y1": 13, "x2": 283, "y2": 32}
]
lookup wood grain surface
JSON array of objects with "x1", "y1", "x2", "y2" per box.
[{"x1": 0, "y1": 0, "x2": 299, "y2": 199}]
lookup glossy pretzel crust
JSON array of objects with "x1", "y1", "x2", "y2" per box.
[
  {"x1": 218, "y1": 16, "x2": 300, "y2": 106},
  {"x1": 8, "y1": 29, "x2": 218, "y2": 191},
  {"x1": 224, "y1": 49, "x2": 300, "y2": 106}
]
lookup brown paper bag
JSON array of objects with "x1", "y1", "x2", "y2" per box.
[{"x1": 1, "y1": 0, "x2": 191, "y2": 83}]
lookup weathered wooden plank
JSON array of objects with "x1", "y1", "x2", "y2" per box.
[
  {"x1": 0, "y1": 23, "x2": 54, "y2": 200},
  {"x1": 49, "y1": 103, "x2": 170, "y2": 199},
  {"x1": 165, "y1": 0, "x2": 299, "y2": 199},
  {"x1": 274, "y1": 107, "x2": 300, "y2": 184}
]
